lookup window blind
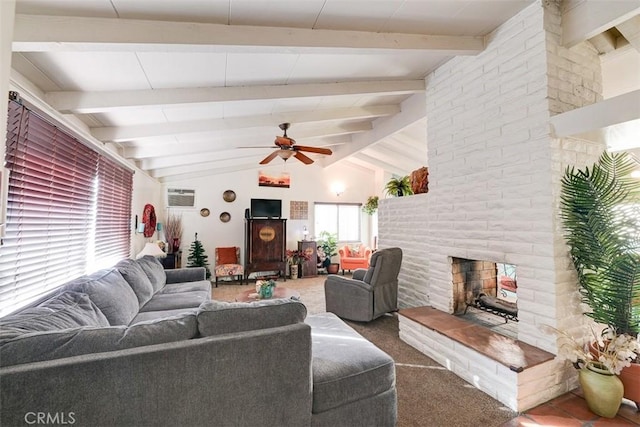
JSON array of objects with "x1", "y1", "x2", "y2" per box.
[
  {"x1": 93, "y1": 155, "x2": 133, "y2": 270},
  {"x1": 0, "y1": 100, "x2": 133, "y2": 316}
]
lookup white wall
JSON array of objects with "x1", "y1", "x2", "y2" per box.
[
  {"x1": 162, "y1": 161, "x2": 376, "y2": 264},
  {"x1": 131, "y1": 170, "x2": 164, "y2": 256}
]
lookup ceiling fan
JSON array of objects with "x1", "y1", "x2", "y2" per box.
[{"x1": 256, "y1": 123, "x2": 333, "y2": 165}]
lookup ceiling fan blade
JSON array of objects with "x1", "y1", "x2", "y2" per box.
[
  {"x1": 294, "y1": 145, "x2": 333, "y2": 155},
  {"x1": 275, "y1": 136, "x2": 295, "y2": 147},
  {"x1": 238, "y1": 145, "x2": 278, "y2": 149},
  {"x1": 294, "y1": 151, "x2": 314, "y2": 165},
  {"x1": 259, "y1": 151, "x2": 280, "y2": 165}
]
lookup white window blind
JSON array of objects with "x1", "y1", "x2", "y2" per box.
[
  {"x1": 314, "y1": 202, "x2": 361, "y2": 242},
  {"x1": 0, "y1": 100, "x2": 133, "y2": 316}
]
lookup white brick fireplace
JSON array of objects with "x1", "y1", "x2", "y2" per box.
[{"x1": 378, "y1": 1, "x2": 606, "y2": 412}]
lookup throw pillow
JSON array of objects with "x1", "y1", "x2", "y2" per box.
[
  {"x1": 116, "y1": 259, "x2": 155, "y2": 306},
  {"x1": 217, "y1": 247, "x2": 238, "y2": 265},
  {"x1": 137, "y1": 256, "x2": 167, "y2": 292},
  {"x1": 66, "y1": 269, "x2": 140, "y2": 326}
]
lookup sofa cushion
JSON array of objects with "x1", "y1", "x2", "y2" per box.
[
  {"x1": 0, "y1": 327, "x2": 127, "y2": 367},
  {"x1": 130, "y1": 308, "x2": 199, "y2": 324},
  {"x1": 197, "y1": 299, "x2": 307, "y2": 336},
  {"x1": 139, "y1": 291, "x2": 209, "y2": 313},
  {"x1": 0, "y1": 312, "x2": 198, "y2": 367},
  {"x1": 158, "y1": 281, "x2": 212, "y2": 296},
  {"x1": 118, "y1": 312, "x2": 198, "y2": 347},
  {"x1": 66, "y1": 269, "x2": 139, "y2": 326},
  {"x1": 0, "y1": 292, "x2": 109, "y2": 343},
  {"x1": 137, "y1": 255, "x2": 167, "y2": 292},
  {"x1": 305, "y1": 312, "x2": 395, "y2": 414},
  {"x1": 115, "y1": 259, "x2": 155, "y2": 306}
]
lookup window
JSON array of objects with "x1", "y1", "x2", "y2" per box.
[
  {"x1": 314, "y1": 202, "x2": 361, "y2": 242},
  {"x1": 0, "y1": 100, "x2": 133, "y2": 316}
]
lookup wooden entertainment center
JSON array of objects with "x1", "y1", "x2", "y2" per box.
[{"x1": 244, "y1": 218, "x2": 287, "y2": 280}]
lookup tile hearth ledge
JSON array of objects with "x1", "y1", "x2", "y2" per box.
[{"x1": 399, "y1": 306, "x2": 557, "y2": 411}]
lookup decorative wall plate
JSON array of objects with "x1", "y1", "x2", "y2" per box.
[
  {"x1": 222, "y1": 190, "x2": 236, "y2": 202},
  {"x1": 219, "y1": 212, "x2": 231, "y2": 223},
  {"x1": 200, "y1": 208, "x2": 210, "y2": 217}
]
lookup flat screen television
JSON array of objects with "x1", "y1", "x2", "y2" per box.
[{"x1": 250, "y1": 198, "x2": 282, "y2": 218}]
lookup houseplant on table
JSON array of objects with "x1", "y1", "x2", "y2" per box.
[
  {"x1": 316, "y1": 231, "x2": 339, "y2": 274},
  {"x1": 559, "y1": 151, "x2": 640, "y2": 413}
]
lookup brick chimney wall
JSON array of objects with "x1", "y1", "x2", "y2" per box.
[{"x1": 378, "y1": 1, "x2": 607, "y2": 411}]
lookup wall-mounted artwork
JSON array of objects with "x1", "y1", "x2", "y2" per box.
[
  {"x1": 258, "y1": 171, "x2": 290, "y2": 188},
  {"x1": 290, "y1": 201, "x2": 308, "y2": 220}
]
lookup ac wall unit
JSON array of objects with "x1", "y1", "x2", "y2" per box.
[{"x1": 167, "y1": 188, "x2": 196, "y2": 208}]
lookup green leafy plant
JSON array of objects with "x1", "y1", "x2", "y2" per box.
[
  {"x1": 384, "y1": 176, "x2": 413, "y2": 197},
  {"x1": 362, "y1": 196, "x2": 379, "y2": 215},
  {"x1": 559, "y1": 151, "x2": 640, "y2": 337},
  {"x1": 316, "y1": 231, "x2": 338, "y2": 260}
]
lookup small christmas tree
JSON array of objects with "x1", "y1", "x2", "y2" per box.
[{"x1": 187, "y1": 233, "x2": 211, "y2": 279}]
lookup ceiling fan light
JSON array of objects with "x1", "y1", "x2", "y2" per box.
[{"x1": 278, "y1": 150, "x2": 295, "y2": 160}]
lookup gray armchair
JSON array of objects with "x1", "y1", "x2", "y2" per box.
[{"x1": 324, "y1": 247, "x2": 403, "y2": 322}]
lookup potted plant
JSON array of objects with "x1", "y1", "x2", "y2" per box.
[
  {"x1": 317, "y1": 231, "x2": 339, "y2": 274},
  {"x1": 362, "y1": 196, "x2": 379, "y2": 215},
  {"x1": 286, "y1": 249, "x2": 311, "y2": 279},
  {"x1": 545, "y1": 325, "x2": 637, "y2": 417},
  {"x1": 384, "y1": 176, "x2": 413, "y2": 197},
  {"x1": 559, "y1": 151, "x2": 640, "y2": 411}
]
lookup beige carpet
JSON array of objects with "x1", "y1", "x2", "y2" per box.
[{"x1": 212, "y1": 276, "x2": 517, "y2": 427}]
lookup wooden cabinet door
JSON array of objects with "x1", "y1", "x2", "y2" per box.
[{"x1": 298, "y1": 241, "x2": 317, "y2": 277}]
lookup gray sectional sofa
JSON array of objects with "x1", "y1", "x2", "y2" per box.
[{"x1": 0, "y1": 256, "x2": 396, "y2": 427}]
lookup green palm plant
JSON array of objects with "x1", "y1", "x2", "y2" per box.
[
  {"x1": 559, "y1": 151, "x2": 640, "y2": 336},
  {"x1": 384, "y1": 176, "x2": 413, "y2": 197}
]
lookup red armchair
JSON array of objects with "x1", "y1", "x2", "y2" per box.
[{"x1": 338, "y1": 245, "x2": 372, "y2": 275}]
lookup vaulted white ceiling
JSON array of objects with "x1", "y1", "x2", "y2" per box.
[{"x1": 8, "y1": 0, "x2": 640, "y2": 182}]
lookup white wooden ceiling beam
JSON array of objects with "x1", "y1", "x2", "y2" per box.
[
  {"x1": 140, "y1": 148, "x2": 271, "y2": 170},
  {"x1": 158, "y1": 162, "x2": 280, "y2": 183},
  {"x1": 549, "y1": 89, "x2": 640, "y2": 137},
  {"x1": 46, "y1": 80, "x2": 425, "y2": 114},
  {"x1": 123, "y1": 133, "x2": 353, "y2": 159},
  {"x1": 92, "y1": 105, "x2": 393, "y2": 141},
  {"x1": 150, "y1": 156, "x2": 296, "y2": 178},
  {"x1": 562, "y1": 2, "x2": 640, "y2": 48},
  {"x1": 587, "y1": 31, "x2": 618, "y2": 54},
  {"x1": 362, "y1": 144, "x2": 423, "y2": 171},
  {"x1": 616, "y1": 15, "x2": 640, "y2": 52},
  {"x1": 13, "y1": 14, "x2": 485, "y2": 55},
  {"x1": 348, "y1": 154, "x2": 406, "y2": 176},
  {"x1": 326, "y1": 93, "x2": 426, "y2": 165}
]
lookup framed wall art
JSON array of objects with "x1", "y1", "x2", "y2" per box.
[{"x1": 258, "y1": 171, "x2": 290, "y2": 188}]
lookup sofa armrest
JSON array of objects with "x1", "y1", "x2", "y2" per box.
[
  {"x1": 1, "y1": 324, "x2": 312, "y2": 427},
  {"x1": 165, "y1": 267, "x2": 206, "y2": 284},
  {"x1": 352, "y1": 268, "x2": 368, "y2": 281}
]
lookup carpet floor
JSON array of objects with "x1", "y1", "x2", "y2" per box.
[{"x1": 212, "y1": 275, "x2": 518, "y2": 427}]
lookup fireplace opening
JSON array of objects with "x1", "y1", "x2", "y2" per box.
[{"x1": 451, "y1": 257, "x2": 518, "y2": 338}]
